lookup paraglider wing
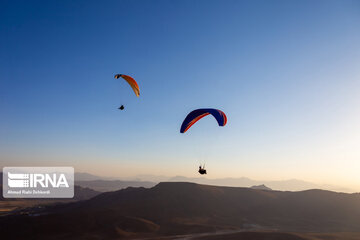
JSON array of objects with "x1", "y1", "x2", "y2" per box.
[
  {"x1": 180, "y1": 108, "x2": 227, "y2": 133},
  {"x1": 114, "y1": 74, "x2": 140, "y2": 97}
]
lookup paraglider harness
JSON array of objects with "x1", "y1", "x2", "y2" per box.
[{"x1": 198, "y1": 165, "x2": 207, "y2": 175}]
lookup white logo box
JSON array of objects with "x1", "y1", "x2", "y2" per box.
[{"x1": 3, "y1": 167, "x2": 74, "y2": 198}]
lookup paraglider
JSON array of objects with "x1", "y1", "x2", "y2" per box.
[
  {"x1": 114, "y1": 74, "x2": 140, "y2": 110},
  {"x1": 180, "y1": 108, "x2": 227, "y2": 175},
  {"x1": 114, "y1": 74, "x2": 140, "y2": 97},
  {"x1": 180, "y1": 108, "x2": 227, "y2": 133},
  {"x1": 198, "y1": 165, "x2": 207, "y2": 175}
]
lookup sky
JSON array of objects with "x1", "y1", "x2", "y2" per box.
[{"x1": 1, "y1": 0, "x2": 360, "y2": 190}]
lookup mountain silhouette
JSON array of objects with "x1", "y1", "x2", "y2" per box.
[
  {"x1": 250, "y1": 184, "x2": 272, "y2": 191},
  {"x1": 76, "y1": 179, "x2": 157, "y2": 192},
  {"x1": 1, "y1": 182, "x2": 360, "y2": 239}
]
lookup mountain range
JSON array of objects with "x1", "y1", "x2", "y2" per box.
[
  {"x1": 74, "y1": 172, "x2": 356, "y2": 192},
  {"x1": 1, "y1": 182, "x2": 360, "y2": 239},
  {"x1": 75, "y1": 180, "x2": 157, "y2": 192}
]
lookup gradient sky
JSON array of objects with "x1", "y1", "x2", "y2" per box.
[{"x1": 1, "y1": 0, "x2": 360, "y2": 190}]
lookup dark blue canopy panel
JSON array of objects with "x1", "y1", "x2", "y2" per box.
[{"x1": 180, "y1": 108, "x2": 227, "y2": 133}]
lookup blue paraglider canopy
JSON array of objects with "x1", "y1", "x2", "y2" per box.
[{"x1": 180, "y1": 108, "x2": 227, "y2": 133}]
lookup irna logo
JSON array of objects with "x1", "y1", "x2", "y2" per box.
[
  {"x1": 8, "y1": 172, "x2": 69, "y2": 188},
  {"x1": 3, "y1": 167, "x2": 74, "y2": 198}
]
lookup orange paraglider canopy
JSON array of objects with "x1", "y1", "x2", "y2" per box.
[{"x1": 114, "y1": 74, "x2": 140, "y2": 97}]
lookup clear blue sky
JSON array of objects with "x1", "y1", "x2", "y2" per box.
[{"x1": 1, "y1": 0, "x2": 360, "y2": 188}]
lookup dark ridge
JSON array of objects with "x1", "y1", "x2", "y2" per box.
[{"x1": 1, "y1": 182, "x2": 360, "y2": 239}]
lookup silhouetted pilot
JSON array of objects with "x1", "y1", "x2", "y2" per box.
[
  {"x1": 118, "y1": 105, "x2": 125, "y2": 110},
  {"x1": 198, "y1": 165, "x2": 207, "y2": 175}
]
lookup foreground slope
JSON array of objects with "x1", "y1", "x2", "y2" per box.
[{"x1": 1, "y1": 182, "x2": 360, "y2": 239}]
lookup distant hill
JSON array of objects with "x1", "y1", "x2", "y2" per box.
[
  {"x1": 75, "y1": 180, "x2": 157, "y2": 192},
  {"x1": 72, "y1": 185, "x2": 101, "y2": 200},
  {"x1": 2, "y1": 171, "x2": 346, "y2": 192},
  {"x1": 1, "y1": 182, "x2": 360, "y2": 239},
  {"x1": 1, "y1": 171, "x2": 156, "y2": 193},
  {"x1": 75, "y1": 172, "x2": 118, "y2": 181},
  {"x1": 166, "y1": 176, "x2": 353, "y2": 192},
  {"x1": 251, "y1": 184, "x2": 272, "y2": 191}
]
